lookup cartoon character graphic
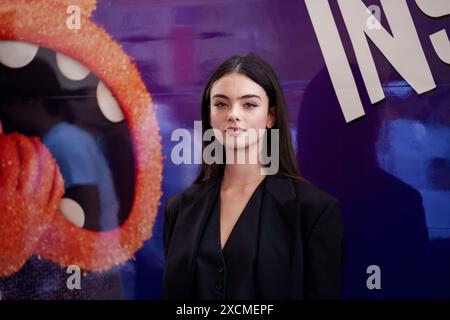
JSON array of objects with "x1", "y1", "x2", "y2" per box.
[
  {"x1": 0, "y1": 0, "x2": 163, "y2": 298},
  {"x1": 0, "y1": 128, "x2": 65, "y2": 277}
]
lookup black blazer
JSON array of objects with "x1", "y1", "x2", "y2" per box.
[{"x1": 162, "y1": 174, "x2": 345, "y2": 300}]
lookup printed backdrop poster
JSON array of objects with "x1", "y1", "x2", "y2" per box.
[{"x1": 0, "y1": 0, "x2": 449, "y2": 299}]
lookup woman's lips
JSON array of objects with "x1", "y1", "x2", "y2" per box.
[{"x1": 225, "y1": 127, "x2": 246, "y2": 136}]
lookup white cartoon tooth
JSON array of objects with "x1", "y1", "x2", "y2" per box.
[
  {"x1": 56, "y1": 52, "x2": 90, "y2": 81},
  {"x1": 96, "y1": 81, "x2": 124, "y2": 123},
  {"x1": 0, "y1": 41, "x2": 39, "y2": 68},
  {"x1": 59, "y1": 198, "x2": 86, "y2": 228}
]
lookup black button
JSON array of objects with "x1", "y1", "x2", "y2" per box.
[
  {"x1": 217, "y1": 267, "x2": 224, "y2": 273},
  {"x1": 215, "y1": 283, "x2": 223, "y2": 291}
]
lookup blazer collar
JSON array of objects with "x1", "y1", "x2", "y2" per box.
[
  {"x1": 169, "y1": 173, "x2": 299, "y2": 299},
  {"x1": 183, "y1": 173, "x2": 297, "y2": 205},
  {"x1": 265, "y1": 174, "x2": 297, "y2": 204},
  {"x1": 167, "y1": 177, "x2": 221, "y2": 298}
]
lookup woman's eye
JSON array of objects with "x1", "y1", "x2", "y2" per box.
[
  {"x1": 214, "y1": 102, "x2": 226, "y2": 108},
  {"x1": 244, "y1": 103, "x2": 257, "y2": 108}
]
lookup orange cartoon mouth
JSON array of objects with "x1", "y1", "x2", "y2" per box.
[{"x1": 0, "y1": 0, "x2": 163, "y2": 274}]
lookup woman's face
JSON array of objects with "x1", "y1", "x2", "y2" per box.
[{"x1": 209, "y1": 72, "x2": 276, "y2": 150}]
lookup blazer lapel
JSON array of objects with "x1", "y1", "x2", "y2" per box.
[
  {"x1": 256, "y1": 175, "x2": 304, "y2": 299},
  {"x1": 165, "y1": 174, "x2": 303, "y2": 299},
  {"x1": 165, "y1": 176, "x2": 221, "y2": 298}
]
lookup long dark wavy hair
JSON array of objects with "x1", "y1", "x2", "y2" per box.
[{"x1": 193, "y1": 54, "x2": 301, "y2": 183}]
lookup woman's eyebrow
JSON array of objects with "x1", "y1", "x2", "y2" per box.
[
  {"x1": 239, "y1": 94, "x2": 262, "y2": 101},
  {"x1": 211, "y1": 94, "x2": 262, "y2": 101},
  {"x1": 212, "y1": 94, "x2": 230, "y2": 100}
]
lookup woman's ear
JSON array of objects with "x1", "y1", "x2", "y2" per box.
[{"x1": 267, "y1": 106, "x2": 277, "y2": 128}]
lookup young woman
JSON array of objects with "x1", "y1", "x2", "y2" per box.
[{"x1": 162, "y1": 54, "x2": 345, "y2": 300}]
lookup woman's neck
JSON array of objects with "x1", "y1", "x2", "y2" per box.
[{"x1": 221, "y1": 163, "x2": 266, "y2": 189}]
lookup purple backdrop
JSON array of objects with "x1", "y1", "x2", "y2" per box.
[{"x1": 0, "y1": 0, "x2": 448, "y2": 299}]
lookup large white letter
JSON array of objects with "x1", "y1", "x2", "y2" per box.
[
  {"x1": 305, "y1": 0, "x2": 366, "y2": 123},
  {"x1": 416, "y1": 0, "x2": 450, "y2": 64},
  {"x1": 338, "y1": 0, "x2": 436, "y2": 104}
]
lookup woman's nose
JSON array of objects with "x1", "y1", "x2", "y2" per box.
[{"x1": 227, "y1": 104, "x2": 240, "y2": 122}]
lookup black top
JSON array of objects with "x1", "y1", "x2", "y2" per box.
[
  {"x1": 163, "y1": 174, "x2": 344, "y2": 300},
  {"x1": 195, "y1": 177, "x2": 266, "y2": 300}
]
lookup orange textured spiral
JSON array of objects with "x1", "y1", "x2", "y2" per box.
[
  {"x1": 0, "y1": 133, "x2": 65, "y2": 276},
  {"x1": 0, "y1": 0, "x2": 163, "y2": 272}
]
